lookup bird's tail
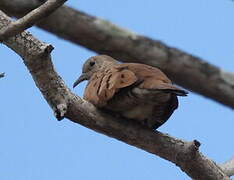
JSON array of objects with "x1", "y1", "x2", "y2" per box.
[
  {"x1": 155, "y1": 83, "x2": 188, "y2": 96},
  {"x1": 161, "y1": 88, "x2": 188, "y2": 96}
]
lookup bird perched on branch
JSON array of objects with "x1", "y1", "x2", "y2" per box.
[{"x1": 73, "y1": 55, "x2": 188, "y2": 129}]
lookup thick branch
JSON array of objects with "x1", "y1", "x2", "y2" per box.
[
  {"x1": 220, "y1": 158, "x2": 234, "y2": 177},
  {"x1": 0, "y1": 10, "x2": 231, "y2": 180},
  {"x1": 1, "y1": 1, "x2": 234, "y2": 108},
  {"x1": 0, "y1": 0, "x2": 67, "y2": 41}
]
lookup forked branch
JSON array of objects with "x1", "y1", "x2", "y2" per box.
[{"x1": 0, "y1": 10, "x2": 231, "y2": 180}]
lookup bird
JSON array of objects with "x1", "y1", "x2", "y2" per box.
[{"x1": 73, "y1": 55, "x2": 188, "y2": 130}]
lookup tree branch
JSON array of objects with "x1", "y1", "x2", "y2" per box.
[
  {"x1": 220, "y1": 158, "x2": 234, "y2": 177},
  {"x1": 0, "y1": 10, "x2": 232, "y2": 180},
  {"x1": 0, "y1": 73, "x2": 5, "y2": 78},
  {"x1": 0, "y1": 0, "x2": 67, "y2": 41},
  {"x1": 1, "y1": 1, "x2": 234, "y2": 109}
]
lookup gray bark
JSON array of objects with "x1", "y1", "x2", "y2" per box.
[
  {"x1": 220, "y1": 158, "x2": 234, "y2": 177},
  {"x1": 0, "y1": 9, "x2": 232, "y2": 180}
]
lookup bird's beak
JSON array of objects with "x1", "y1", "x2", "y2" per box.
[{"x1": 73, "y1": 73, "x2": 88, "y2": 88}]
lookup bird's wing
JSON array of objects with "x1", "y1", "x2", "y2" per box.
[
  {"x1": 84, "y1": 66, "x2": 138, "y2": 107},
  {"x1": 125, "y1": 63, "x2": 188, "y2": 96},
  {"x1": 143, "y1": 82, "x2": 188, "y2": 96}
]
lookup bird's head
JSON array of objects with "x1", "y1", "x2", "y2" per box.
[{"x1": 73, "y1": 55, "x2": 118, "y2": 88}]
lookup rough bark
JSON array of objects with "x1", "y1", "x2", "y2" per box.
[
  {"x1": 220, "y1": 158, "x2": 234, "y2": 177},
  {"x1": 0, "y1": 10, "x2": 232, "y2": 180},
  {"x1": 1, "y1": 0, "x2": 234, "y2": 109}
]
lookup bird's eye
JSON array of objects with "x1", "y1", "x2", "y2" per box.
[{"x1": 89, "y1": 61, "x2": 95, "y2": 67}]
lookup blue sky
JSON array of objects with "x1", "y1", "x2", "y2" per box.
[{"x1": 1, "y1": 0, "x2": 234, "y2": 179}]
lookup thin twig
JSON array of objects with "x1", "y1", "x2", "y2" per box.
[
  {"x1": 0, "y1": 0, "x2": 67, "y2": 41},
  {"x1": 0, "y1": 72, "x2": 4, "y2": 78}
]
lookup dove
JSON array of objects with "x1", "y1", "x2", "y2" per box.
[{"x1": 73, "y1": 55, "x2": 188, "y2": 129}]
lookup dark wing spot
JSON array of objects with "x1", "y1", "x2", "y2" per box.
[
  {"x1": 97, "y1": 76, "x2": 104, "y2": 95},
  {"x1": 121, "y1": 74, "x2": 125, "y2": 78},
  {"x1": 89, "y1": 61, "x2": 95, "y2": 67},
  {"x1": 106, "y1": 74, "x2": 112, "y2": 89}
]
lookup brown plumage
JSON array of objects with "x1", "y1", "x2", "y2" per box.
[{"x1": 73, "y1": 55, "x2": 188, "y2": 129}]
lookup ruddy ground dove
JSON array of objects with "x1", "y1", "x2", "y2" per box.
[{"x1": 73, "y1": 55, "x2": 188, "y2": 129}]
